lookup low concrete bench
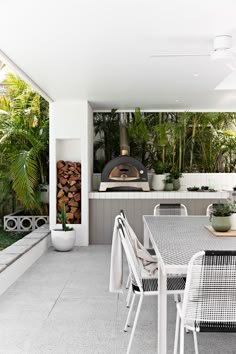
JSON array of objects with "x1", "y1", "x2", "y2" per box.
[{"x1": 0, "y1": 225, "x2": 50, "y2": 296}]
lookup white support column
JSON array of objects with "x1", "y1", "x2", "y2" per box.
[{"x1": 49, "y1": 100, "x2": 93, "y2": 246}]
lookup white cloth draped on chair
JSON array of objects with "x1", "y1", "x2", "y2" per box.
[{"x1": 109, "y1": 216, "x2": 158, "y2": 293}]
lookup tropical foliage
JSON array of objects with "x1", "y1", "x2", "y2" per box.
[
  {"x1": 93, "y1": 110, "x2": 236, "y2": 173},
  {"x1": 93, "y1": 109, "x2": 120, "y2": 172},
  {"x1": 0, "y1": 71, "x2": 49, "y2": 213}
]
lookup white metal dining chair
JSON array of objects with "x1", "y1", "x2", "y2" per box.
[
  {"x1": 119, "y1": 210, "x2": 133, "y2": 307},
  {"x1": 120, "y1": 209, "x2": 155, "y2": 308},
  {"x1": 154, "y1": 203, "x2": 188, "y2": 216},
  {"x1": 174, "y1": 250, "x2": 236, "y2": 354},
  {"x1": 117, "y1": 217, "x2": 186, "y2": 354}
]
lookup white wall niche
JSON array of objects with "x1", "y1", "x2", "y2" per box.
[{"x1": 50, "y1": 101, "x2": 93, "y2": 246}]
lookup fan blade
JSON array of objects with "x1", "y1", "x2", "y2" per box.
[{"x1": 150, "y1": 54, "x2": 210, "y2": 58}]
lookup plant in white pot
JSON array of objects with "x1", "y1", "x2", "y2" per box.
[
  {"x1": 151, "y1": 161, "x2": 165, "y2": 191},
  {"x1": 164, "y1": 174, "x2": 174, "y2": 191},
  {"x1": 170, "y1": 169, "x2": 182, "y2": 191},
  {"x1": 210, "y1": 202, "x2": 232, "y2": 232},
  {"x1": 51, "y1": 204, "x2": 76, "y2": 251}
]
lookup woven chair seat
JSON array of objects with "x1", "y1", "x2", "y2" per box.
[
  {"x1": 132, "y1": 276, "x2": 186, "y2": 292},
  {"x1": 195, "y1": 321, "x2": 236, "y2": 333}
]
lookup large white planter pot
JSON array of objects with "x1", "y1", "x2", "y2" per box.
[
  {"x1": 152, "y1": 174, "x2": 165, "y2": 191},
  {"x1": 230, "y1": 213, "x2": 236, "y2": 230},
  {"x1": 51, "y1": 229, "x2": 76, "y2": 251}
]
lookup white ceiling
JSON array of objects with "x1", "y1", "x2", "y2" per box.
[{"x1": 1, "y1": 0, "x2": 236, "y2": 109}]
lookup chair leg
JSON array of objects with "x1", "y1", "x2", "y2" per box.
[
  {"x1": 126, "y1": 283, "x2": 133, "y2": 308},
  {"x1": 173, "y1": 310, "x2": 180, "y2": 354},
  {"x1": 180, "y1": 322, "x2": 185, "y2": 354},
  {"x1": 174, "y1": 294, "x2": 178, "y2": 303},
  {"x1": 179, "y1": 294, "x2": 189, "y2": 334},
  {"x1": 127, "y1": 294, "x2": 143, "y2": 354},
  {"x1": 193, "y1": 331, "x2": 199, "y2": 354},
  {"x1": 126, "y1": 273, "x2": 131, "y2": 289},
  {"x1": 124, "y1": 293, "x2": 135, "y2": 331}
]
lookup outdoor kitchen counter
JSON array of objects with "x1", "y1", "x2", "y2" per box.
[
  {"x1": 89, "y1": 190, "x2": 231, "y2": 243},
  {"x1": 89, "y1": 190, "x2": 230, "y2": 199}
]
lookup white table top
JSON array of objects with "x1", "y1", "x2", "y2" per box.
[{"x1": 143, "y1": 215, "x2": 236, "y2": 274}]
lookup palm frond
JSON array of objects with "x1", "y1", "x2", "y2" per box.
[{"x1": 10, "y1": 151, "x2": 39, "y2": 209}]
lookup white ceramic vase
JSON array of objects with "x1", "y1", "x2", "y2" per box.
[
  {"x1": 230, "y1": 213, "x2": 236, "y2": 230},
  {"x1": 151, "y1": 174, "x2": 165, "y2": 191},
  {"x1": 51, "y1": 229, "x2": 76, "y2": 251}
]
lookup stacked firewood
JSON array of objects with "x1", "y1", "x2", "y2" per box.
[{"x1": 57, "y1": 160, "x2": 81, "y2": 224}]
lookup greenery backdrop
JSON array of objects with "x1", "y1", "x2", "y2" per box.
[
  {"x1": 94, "y1": 109, "x2": 236, "y2": 174},
  {"x1": 0, "y1": 71, "x2": 49, "y2": 218}
]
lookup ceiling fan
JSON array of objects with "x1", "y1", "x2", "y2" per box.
[{"x1": 150, "y1": 35, "x2": 236, "y2": 62}]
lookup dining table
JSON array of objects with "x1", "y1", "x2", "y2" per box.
[{"x1": 143, "y1": 215, "x2": 236, "y2": 354}]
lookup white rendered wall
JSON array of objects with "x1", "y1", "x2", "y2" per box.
[
  {"x1": 56, "y1": 139, "x2": 81, "y2": 162},
  {"x1": 180, "y1": 173, "x2": 236, "y2": 191},
  {"x1": 50, "y1": 101, "x2": 93, "y2": 246},
  {"x1": 92, "y1": 172, "x2": 236, "y2": 192}
]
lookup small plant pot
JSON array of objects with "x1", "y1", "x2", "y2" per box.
[
  {"x1": 40, "y1": 184, "x2": 49, "y2": 204},
  {"x1": 211, "y1": 215, "x2": 231, "y2": 232},
  {"x1": 152, "y1": 174, "x2": 165, "y2": 191},
  {"x1": 173, "y1": 178, "x2": 181, "y2": 191},
  {"x1": 165, "y1": 183, "x2": 174, "y2": 191},
  {"x1": 230, "y1": 213, "x2": 236, "y2": 230},
  {"x1": 51, "y1": 229, "x2": 76, "y2": 251}
]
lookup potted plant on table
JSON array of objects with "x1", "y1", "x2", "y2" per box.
[
  {"x1": 170, "y1": 169, "x2": 183, "y2": 191},
  {"x1": 151, "y1": 161, "x2": 165, "y2": 191},
  {"x1": 51, "y1": 203, "x2": 76, "y2": 251},
  {"x1": 210, "y1": 202, "x2": 232, "y2": 232}
]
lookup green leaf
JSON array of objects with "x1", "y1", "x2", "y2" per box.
[{"x1": 10, "y1": 151, "x2": 39, "y2": 209}]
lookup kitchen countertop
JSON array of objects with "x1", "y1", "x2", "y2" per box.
[{"x1": 89, "y1": 190, "x2": 230, "y2": 199}]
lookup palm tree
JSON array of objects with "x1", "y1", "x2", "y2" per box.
[{"x1": 0, "y1": 71, "x2": 49, "y2": 212}]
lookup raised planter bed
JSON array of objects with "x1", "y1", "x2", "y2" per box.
[
  {"x1": 0, "y1": 225, "x2": 50, "y2": 296},
  {"x1": 4, "y1": 210, "x2": 49, "y2": 232}
]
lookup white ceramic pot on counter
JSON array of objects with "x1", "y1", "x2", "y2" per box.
[
  {"x1": 230, "y1": 213, "x2": 236, "y2": 230},
  {"x1": 151, "y1": 174, "x2": 165, "y2": 191}
]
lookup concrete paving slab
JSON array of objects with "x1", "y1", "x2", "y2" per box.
[{"x1": 0, "y1": 245, "x2": 233, "y2": 354}]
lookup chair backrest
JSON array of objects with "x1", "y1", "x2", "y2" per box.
[
  {"x1": 182, "y1": 250, "x2": 236, "y2": 332},
  {"x1": 119, "y1": 210, "x2": 137, "y2": 249},
  {"x1": 206, "y1": 203, "x2": 225, "y2": 217},
  {"x1": 153, "y1": 203, "x2": 188, "y2": 216},
  {"x1": 120, "y1": 209, "x2": 126, "y2": 220},
  {"x1": 117, "y1": 217, "x2": 143, "y2": 292},
  {"x1": 206, "y1": 204, "x2": 213, "y2": 216}
]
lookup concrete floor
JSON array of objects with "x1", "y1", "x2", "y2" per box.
[{"x1": 0, "y1": 246, "x2": 235, "y2": 354}]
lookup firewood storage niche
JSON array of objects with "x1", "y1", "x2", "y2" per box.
[{"x1": 56, "y1": 139, "x2": 81, "y2": 225}]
